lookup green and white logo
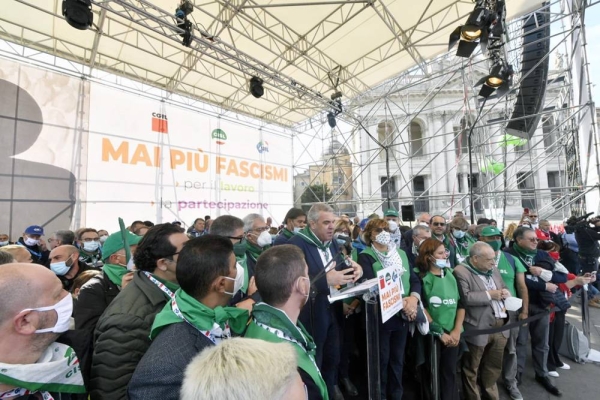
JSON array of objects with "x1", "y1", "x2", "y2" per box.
[{"x1": 212, "y1": 128, "x2": 227, "y2": 145}]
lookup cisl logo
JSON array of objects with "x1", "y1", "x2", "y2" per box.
[
  {"x1": 151, "y1": 112, "x2": 168, "y2": 134},
  {"x1": 429, "y1": 296, "x2": 457, "y2": 308},
  {"x1": 212, "y1": 129, "x2": 227, "y2": 145},
  {"x1": 256, "y1": 141, "x2": 269, "y2": 153}
]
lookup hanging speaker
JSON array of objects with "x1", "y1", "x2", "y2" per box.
[
  {"x1": 401, "y1": 205, "x2": 415, "y2": 222},
  {"x1": 505, "y1": 5, "x2": 550, "y2": 139}
]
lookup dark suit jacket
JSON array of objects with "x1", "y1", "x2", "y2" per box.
[
  {"x1": 287, "y1": 235, "x2": 344, "y2": 349},
  {"x1": 453, "y1": 264, "x2": 509, "y2": 346},
  {"x1": 128, "y1": 322, "x2": 214, "y2": 400}
]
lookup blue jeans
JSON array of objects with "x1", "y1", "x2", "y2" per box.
[{"x1": 379, "y1": 323, "x2": 409, "y2": 400}]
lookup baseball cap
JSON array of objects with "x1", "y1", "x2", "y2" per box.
[
  {"x1": 24, "y1": 225, "x2": 44, "y2": 236},
  {"x1": 102, "y1": 231, "x2": 143, "y2": 261},
  {"x1": 480, "y1": 226, "x2": 502, "y2": 237},
  {"x1": 384, "y1": 209, "x2": 399, "y2": 218}
]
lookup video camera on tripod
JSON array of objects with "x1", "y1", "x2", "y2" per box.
[{"x1": 565, "y1": 212, "x2": 600, "y2": 233}]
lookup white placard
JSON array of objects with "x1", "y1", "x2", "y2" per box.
[{"x1": 377, "y1": 268, "x2": 403, "y2": 323}]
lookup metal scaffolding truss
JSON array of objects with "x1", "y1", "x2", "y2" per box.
[
  {"x1": 1, "y1": 0, "x2": 544, "y2": 128},
  {"x1": 292, "y1": 0, "x2": 600, "y2": 224}
]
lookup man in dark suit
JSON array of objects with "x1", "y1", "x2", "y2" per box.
[
  {"x1": 287, "y1": 203, "x2": 362, "y2": 400},
  {"x1": 454, "y1": 242, "x2": 511, "y2": 400},
  {"x1": 128, "y1": 235, "x2": 249, "y2": 400},
  {"x1": 401, "y1": 224, "x2": 431, "y2": 268}
]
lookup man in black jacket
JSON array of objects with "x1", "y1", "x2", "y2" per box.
[
  {"x1": 128, "y1": 235, "x2": 249, "y2": 400},
  {"x1": 90, "y1": 223, "x2": 188, "y2": 400},
  {"x1": 504, "y1": 227, "x2": 566, "y2": 396},
  {"x1": 16, "y1": 225, "x2": 49, "y2": 265},
  {"x1": 573, "y1": 216, "x2": 600, "y2": 274}
]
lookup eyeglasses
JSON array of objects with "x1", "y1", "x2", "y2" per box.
[
  {"x1": 373, "y1": 227, "x2": 391, "y2": 233},
  {"x1": 525, "y1": 238, "x2": 539, "y2": 243},
  {"x1": 252, "y1": 227, "x2": 270, "y2": 233},
  {"x1": 228, "y1": 235, "x2": 245, "y2": 243},
  {"x1": 432, "y1": 222, "x2": 446, "y2": 227},
  {"x1": 529, "y1": 215, "x2": 538, "y2": 218},
  {"x1": 81, "y1": 238, "x2": 100, "y2": 242}
]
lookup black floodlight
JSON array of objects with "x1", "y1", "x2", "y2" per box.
[
  {"x1": 476, "y1": 63, "x2": 514, "y2": 98},
  {"x1": 249, "y1": 77, "x2": 264, "y2": 98},
  {"x1": 449, "y1": 2, "x2": 496, "y2": 58},
  {"x1": 62, "y1": 0, "x2": 93, "y2": 30},
  {"x1": 327, "y1": 112, "x2": 337, "y2": 128}
]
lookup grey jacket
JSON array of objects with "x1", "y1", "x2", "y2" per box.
[
  {"x1": 90, "y1": 271, "x2": 171, "y2": 400},
  {"x1": 453, "y1": 263, "x2": 510, "y2": 346}
]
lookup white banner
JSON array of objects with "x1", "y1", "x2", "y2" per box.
[{"x1": 377, "y1": 267, "x2": 403, "y2": 323}]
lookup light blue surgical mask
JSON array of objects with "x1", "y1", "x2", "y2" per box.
[
  {"x1": 50, "y1": 257, "x2": 74, "y2": 276},
  {"x1": 433, "y1": 258, "x2": 448, "y2": 269},
  {"x1": 452, "y1": 230, "x2": 466, "y2": 239}
]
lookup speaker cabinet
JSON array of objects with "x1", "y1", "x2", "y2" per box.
[{"x1": 401, "y1": 205, "x2": 415, "y2": 222}]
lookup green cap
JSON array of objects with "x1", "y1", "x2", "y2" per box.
[
  {"x1": 384, "y1": 209, "x2": 399, "y2": 217},
  {"x1": 480, "y1": 226, "x2": 502, "y2": 237},
  {"x1": 102, "y1": 231, "x2": 142, "y2": 261}
]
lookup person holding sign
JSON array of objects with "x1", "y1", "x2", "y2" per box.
[
  {"x1": 357, "y1": 218, "x2": 421, "y2": 400},
  {"x1": 415, "y1": 238, "x2": 464, "y2": 400}
]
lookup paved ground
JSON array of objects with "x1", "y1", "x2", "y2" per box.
[{"x1": 498, "y1": 297, "x2": 600, "y2": 400}]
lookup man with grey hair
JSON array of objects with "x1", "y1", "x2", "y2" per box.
[
  {"x1": 48, "y1": 230, "x2": 75, "y2": 250},
  {"x1": 242, "y1": 213, "x2": 271, "y2": 287},
  {"x1": 454, "y1": 242, "x2": 511, "y2": 400},
  {"x1": 402, "y1": 224, "x2": 431, "y2": 267},
  {"x1": 401, "y1": 212, "x2": 431, "y2": 249},
  {"x1": 210, "y1": 215, "x2": 258, "y2": 309},
  {"x1": 288, "y1": 203, "x2": 363, "y2": 399}
]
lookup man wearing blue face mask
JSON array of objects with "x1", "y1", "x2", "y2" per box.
[
  {"x1": 49, "y1": 245, "x2": 92, "y2": 291},
  {"x1": 449, "y1": 216, "x2": 476, "y2": 265},
  {"x1": 77, "y1": 228, "x2": 103, "y2": 269},
  {"x1": 0, "y1": 263, "x2": 86, "y2": 399},
  {"x1": 16, "y1": 225, "x2": 49, "y2": 265},
  {"x1": 129, "y1": 235, "x2": 249, "y2": 400}
]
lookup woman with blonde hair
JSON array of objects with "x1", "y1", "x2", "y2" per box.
[{"x1": 504, "y1": 223, "x2": 518, "y2": 247}]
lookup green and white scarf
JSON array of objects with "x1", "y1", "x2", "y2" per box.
[
  {"x1": 0, "y1": 343, "x2": 85, "y2": 398},
  {"x1": 512, "y1": 243, "x2": 537, "y2": 266},
  {"x1": 150, "y1": 289, "x2": 249, "y2": 340},
  {"x1": 281, "y1": 228, "x2": 295, "y2": 240},
  {"x1": 297, "y1": 227, "x2": 331, "y2": 255}
]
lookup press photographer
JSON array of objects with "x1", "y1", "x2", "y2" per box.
[{"x1": 565, "y1": 213, "x2": 600, "y2": 274}]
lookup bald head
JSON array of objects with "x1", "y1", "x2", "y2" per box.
[
  {"x1": 0, "y1": 245, "x2": 33, "y2": 264},
  {"x1": 0, "y1": 263, "x2": 63, "y2": 326},
  {"x1": 49, "y1": 245, "x2": 79, "y2": 265}
]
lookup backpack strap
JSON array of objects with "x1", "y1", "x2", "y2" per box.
[{"x1": 502, "y1": 251, "x2": 517, "y2": 272}]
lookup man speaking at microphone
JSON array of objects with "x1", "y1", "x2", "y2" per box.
[{"x1": 288, "y1": 203, "x2": 363, "y2": 400}]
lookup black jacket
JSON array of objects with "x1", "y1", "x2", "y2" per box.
[
  {"x1": 72, "y1": 272, "x2": 120, "y2": 388},
  {"x1": 59, "y1": 262, "x2": 93, "y2": 291},
  {"x1": 574, "y1": 224, "x2": 600, "y2": 258},
  {"x1": 90, "y1": 271, "x2": 171, "y2": 400},
  {"x1": 128, "y1": 322, "x2": 215, "y2": 400}
]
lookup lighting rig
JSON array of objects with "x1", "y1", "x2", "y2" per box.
[{"x1": 327, "y1": 91, "x2": 343, "y2": 128}]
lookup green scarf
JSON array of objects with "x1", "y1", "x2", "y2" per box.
[
  {"x1": 247, "y1": 303, "x2": 329, "y2": 400},
  {"x1": 152, "y1": 274, "x2": 180, "y2": 293},
  {"x1": 150, "y1": 289, "x2": 249, "y2": 339},
  {"x1": 512, "y1": 243, "x2": 536, "y2": 265},
  {"x1": 464, "y1": 257, "x2": 493, "y2": 278},
  {"x1": 102, "y1": 263, "x2": 128, "y2": 287},
  {"x1": 0, "y1": 342, "x2": 86, "y2": 395},
  {"x1": 282, "y1": 228, "x2": 295, "y2": 239},
  {"x1": 233, "y1": 240, "x2": 247, "y2": 258},
  {"x1": 297, "y1": 226, "x2": 331, "y2": 252},
  {"x1": 246, "y1": 241, "x2": 267, "y2": 262}
]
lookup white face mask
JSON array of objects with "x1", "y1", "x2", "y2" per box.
[
  {"x1": 223, "y1": 262, "x2": 245, "y2": 296},
  {"x1": 126, "y1": 256, "x2": 135, "y2": 271},
  {"x1": 256, "y1": 230, "x2": 273, "y2": 247},
  {"x1": 387, "y1": 221, "x2": 399, "y2": 232},
  {"x1": 293, "y1": 227, "x2": 302, "y2": 234},
  {"x1": 99, "y1": 235, "x2": 108, "y2": 243},
  {"x1": 24, "y1": 237, "x2": 39, "y2": 246},
  {"x1": 418, "y1": 222, "x2": 429, "y2": 227},
  {"x1": 83, "y1": 241, "x2": 100, "y2": 252},
  {"x1": 22, "y1": 294, "x2": 73, "y2": 333},
  {"x1": 452, "y1": 230, "x2": 466, "y2": 239},
  {"x1": 374, "y1": 231, "x2": 391, "y2": 246},
  {"x1": 0, "y1": 241, "x2": 8, "y2": 246}
]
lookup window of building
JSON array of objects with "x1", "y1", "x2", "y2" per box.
[
  {"x1": 517, "y1": 172, "x2": 537, "y2": 210},
  {"x1": 413, "y1": 175, "x2": 429, "y2": 212},
  {"x1": 543, "y1": 116, "x2": 558, "y2": 155},
  {"x1": 409, "y1": 120, "x2": 424, "y2": 157},
  {"x1": 547, "y1": 171, "x2": 564, "y2": 205}
]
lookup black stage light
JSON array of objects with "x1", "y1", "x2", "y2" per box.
[
  {"x1": 249, "y1": 77, "x2": 264, "y2": 98},
  {"x1": 327, "y1": 112, "x2": 337, "y2": 128},
  {"x1": 449, "y1": 1, "x2": 496, "y2": 58},
  {"x1": 62, "y1": 0, "x2": 93, "y2": 30},
  {"x1": 476, "y1": 63, "x2": 513, "y2": 98}
]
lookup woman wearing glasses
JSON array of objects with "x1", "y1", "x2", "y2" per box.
[
  {"x1": 415, "y1": 237, "x2": 464, "y2": 400},
  {"x1": 357, "y1": 218, "x2": 421, "y2": 400}
]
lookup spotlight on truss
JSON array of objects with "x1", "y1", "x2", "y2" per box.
[
  {"x1": 62, "y1": 0, "x2": 93, "y2": 30},
  {"x1": 476, "y1": 63, "x2": 514, "y2": 98},
  {"x1": 175, "y1": 1, "x2": 194, "y2": 46},
  {"x1": 249, "y1": 77, "x2": 264, "y2": 98},
  {"x1": 449, "y1": 1, "x2": 499, "y2": 57}
]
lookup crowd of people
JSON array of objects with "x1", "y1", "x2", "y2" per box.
[{"x1": 0, "y1": 206, "x2": 598, "y2": 400}]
